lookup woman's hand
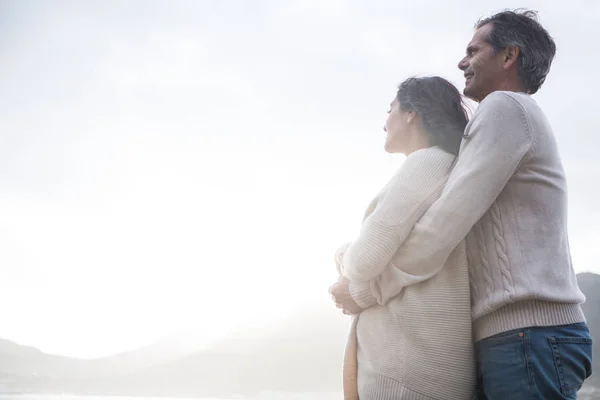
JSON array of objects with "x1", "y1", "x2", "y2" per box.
[
  {"x1": 329, "y1": 277, "x2": 362, "y2": 315},
  {"x1": 334, "y1": 242, "x2": 351, "y2": 275}
]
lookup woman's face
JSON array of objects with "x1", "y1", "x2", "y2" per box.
[{"x1": 384, "y1": 97, "x2": 412, "y2": 154}]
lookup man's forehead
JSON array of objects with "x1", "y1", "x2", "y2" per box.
[{"x1": 468, "y1": 24, "x2": 491, "y2": 47}]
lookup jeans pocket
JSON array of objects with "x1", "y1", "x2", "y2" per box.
[
  {"x1": 548, "y1": 336, "x2": 593, "y2": 396},
  {"x1": 480, "y1": 329, "x2": 525, "y2": 346},
  {"x1": 477, "y1": 331, "x2": 530, "y2": 399}
]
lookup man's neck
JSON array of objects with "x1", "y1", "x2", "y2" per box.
[{"x1": 496, "y1": 76, "x2": 528, "y2": 95}]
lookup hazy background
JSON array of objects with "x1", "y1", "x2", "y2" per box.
[{"x1": 1, "y1": 0, "x2": 599, "y2": 359}]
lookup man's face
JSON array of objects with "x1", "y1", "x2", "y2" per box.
[{"x1": 458, "y1": 24, "x2": 506, "y2": 102}]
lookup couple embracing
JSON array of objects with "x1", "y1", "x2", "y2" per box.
[{"x1": 330, "y1": 9, "x2": 593, "y2": 400}]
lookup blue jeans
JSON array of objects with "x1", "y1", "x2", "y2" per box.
[{"x1": 476, "y1": 323, "x2": 593, "y2": 399}]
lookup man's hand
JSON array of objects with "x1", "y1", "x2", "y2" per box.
[{"x1": 329, "y1": 277, "x2": 362, "y2": 315}]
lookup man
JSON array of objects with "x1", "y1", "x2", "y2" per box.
[{"x1": 331, "y1": 9, "x2": 593, "y2": 399}]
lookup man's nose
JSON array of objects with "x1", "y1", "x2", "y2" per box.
[{"x1": 458, "y1": 57, "x2": 468, "y2": 71}]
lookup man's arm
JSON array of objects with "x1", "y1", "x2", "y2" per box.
[
  {"x1": 338, "y1": 149, "x2": 453, "y2": 283},
  {"x1": 348, "y1": 92, "x2": 533, "y2": 308}
]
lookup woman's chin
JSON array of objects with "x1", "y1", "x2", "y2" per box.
[
  {"x1": 384, "y1": 141, "x2": 398, "y2": 154},
  {"x1": 384, "y1": 139, "x2": 392, "y2": 152}
]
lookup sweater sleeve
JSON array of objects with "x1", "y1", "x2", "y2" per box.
[
  {"x1": 357, "y1": 91, "x2": 534, "y2": 307},
  {"x1": 339, "y1": 149, "x2": 452, "y2": 283}
]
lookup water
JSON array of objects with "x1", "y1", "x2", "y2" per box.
[
  {"x1": 0, "y1": 397, "x2": 200, "y2": 400},
  {"x1": 0, "y1": 397, "x2": 199, "y2": 400},
  {"x1": 1, "y1": 390, "x2": 598, "y2": 400},
  {"x1": 0, "y1": 393, "x2": 341, "y2": 400}
]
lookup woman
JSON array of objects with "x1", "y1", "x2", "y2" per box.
[{"x1": 331, "y1": 76, "x2": 475, "y2": 399}]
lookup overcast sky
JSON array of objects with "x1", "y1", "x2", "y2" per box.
[{"x1": 1, "y1": 0, "x2": 599, "y2": 358}]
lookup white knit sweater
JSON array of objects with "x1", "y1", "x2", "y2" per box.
[
  {"x1": 338, "y1": 147, "x2": 475, "y2": 400},
  {"x1": 344, "y1": 92, "x2": 585, "y2": 343}
]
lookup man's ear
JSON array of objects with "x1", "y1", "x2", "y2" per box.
[
  {"x1": 407, "y1": 111, "x2": 416, "y2": 124},
  {"x1": 503, "y1": 46, "x2": 520, "y2": 70}
]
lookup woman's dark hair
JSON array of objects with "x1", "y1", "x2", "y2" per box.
[
  {"x1": 396, "y1": 76, "x2": 469, "y2": 156},
  {"x1": 476, "y1": 9, "x2": 556, "y2": 95}
]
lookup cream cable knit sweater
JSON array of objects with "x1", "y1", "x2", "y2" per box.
[
  {"x1": 338, "y1": 147, "x2": 475, "y2": 400},
  {"x1": 344, "y1": 92, "x2": 585, "y2": 343}
]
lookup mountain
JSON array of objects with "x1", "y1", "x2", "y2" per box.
[
  {"x1": 113, "y1": 305, "x2": 349, "y2": 397},
  {"x1": 85, "y1": 338, "x2": 190, "y2": 375},
  {"x1": 0, "y1": 303, "x2": 349, "y2": 396},
  {"x1": 52, "y1": 304, "x2": 349, "y2": 397},
  {"x1": 115, "y1": 273, "x2": 600, "y2": 397},
  {"x1": 1, "y1": 273, "x2": 598, "y2": 397},
  {"x1": 579, "y1": 272, "x2": 600, "y2": 387},
  {"x1": 0, "y1": 338, "x2": 84, "y2": 378},
  {"x1": 118, "y1": 273, "x2": 600, "y2": 397},
  {"x1": 0, "y1": 337, "x2": 189, "y2": 394},
  {"x1": 0, "y1": 304, "x2": 349, "y2": 397}
]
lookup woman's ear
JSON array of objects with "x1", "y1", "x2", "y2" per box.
[{"x1": 406, "y1": 111, "x2": 416, "y2": 124}]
